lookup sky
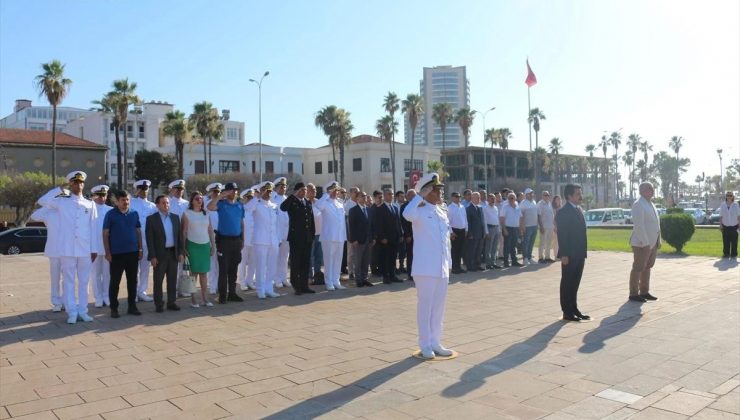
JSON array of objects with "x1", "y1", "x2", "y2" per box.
[{"x1": 1, "y1": 0, "x2": 738, "y2": 184}]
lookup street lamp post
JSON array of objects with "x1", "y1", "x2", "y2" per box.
[
  {"x1": 249, "y1": 71, "x2": 270, "y2": 182},
  {"x1": 481, "y1": 106, "x2": 495, "y2": 191}
]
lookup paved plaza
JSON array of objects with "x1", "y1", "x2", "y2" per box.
[{"x1": 0, "y1": 252, "x2": 738, "y2": 419}]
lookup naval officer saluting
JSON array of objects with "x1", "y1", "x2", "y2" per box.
[
  {"x1": 402, "y1": 173, "x2": 454, "y2": 359},
  {"x1": 37, "y1": 171, "x2": 99, "y2": 324}
]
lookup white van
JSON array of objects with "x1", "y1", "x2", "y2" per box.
[{"x1": 584, "y1": 208, "x2": 626, "y2": 226}]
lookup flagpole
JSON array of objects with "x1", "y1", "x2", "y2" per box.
[{"x1": 527, "y1": 86, "x2": 532, "y2": 152}]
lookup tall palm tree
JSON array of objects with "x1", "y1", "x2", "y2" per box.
[
  {"x1": 548, "y1": 137, "x2": 562, "y2": 195},
  {"x1": 334, "y1": 108, "x2": 353, "y2": 186},
  {"x1": 376, "y1": 114, "x2": 397, "y2": 188},
  {"x1": 189, "y1": 101, "x2": 218, "y2": 174},
  {"x1": 669, "y1": 136, "x2": 684, "y2": 202},
  {"x1": 92, "y1": 93, "x2": 121, "y2": 187},
  {"x1": 609, "y1": 131, "x2": 622, "y2": 201},
  {"x1": 528, "y1": 108, "x2": 546, "y2": 188},
  {"x1": 599, "y1": 135, "x2": 610, "y2": 205},
  {"x1": 432, "y1": 103, "x2": 453, "y2": 166},
  {"x1": 315, "y1": 105, "x2": 339, "y2": 177},
  {"x1": 209, "y1": 111, "x2": 225, "y2": 173},
  {"x1": 401, "y1": 94, "x2": 424, "y2": 180},
  {"x1": 383, "y1": 92, "x2": 400, "y2": 192},
  {"x1": 622, "y1": 151, "x2": 634, "y2": 202},
  {"x1": 162, "y1": 110, "x2": 190, "y2": 179},
  {"x1": 484, "y1": 128, "x2": 498, "y2": 186},
  {"x1": 585, "y1": 144, "x2": 598, "y2": 204},
  {"x1": 626, "y1": 134, "x2": 641, "y2": 199},
  {"x1": 496, "y1": 128, "x2": 512, "y2": 186},
  {"x1": 454, "y1": 107, "x2": 476, "y2": 187},
  {"x1": 639, "y1": 140, "x2": 653, "y2": 182},
  {"x1": 110, "y1": 79, "x2": 140, "y2": 188},
  {"x1": 35, "y1": 60, "x2": 72, "y2": 185}
]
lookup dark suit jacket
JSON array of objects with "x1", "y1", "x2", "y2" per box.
[
  {"x1": 466, "y1": 204, "x2": 486, "y2": 239},
  {"x1": 400, "y1": 202, "x2": 413, "y2": 240},
  {"x1": 146, "y1": 212, "x2": 183, "y2": 261},
  {"x1": 348, "y1": 205, "x2": 372, "y2": 244},
  {"x1": 280, "y1": 194, "x2": 315, "y2": 243},
  {"x1": 555, "y1": 203, "x2": 587, "y2": 259},
  {"x1": 373, "y1": 203, "x2": 402, "y2": 242}
]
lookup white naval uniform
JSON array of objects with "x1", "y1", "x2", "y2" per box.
[
  {"x1": 238, "y1": 204, "x2": 256, "y2": 288},
  {"x1": 130, "y1": 196, "x2": 156, "y2": 298},
  {"x1": 313, "y1": 195, "x2": 347, "y2": 290},
  {"x1": 271, "y1": 192, "x2": 290, "y2": 288},
  {"x1": 168, "y1": 195, "x2": 189, "y2": 294},
  {"x1": 402, "y1": 194, "x2": 452, "y2": 352},
  {"x1": 38, "y1": 188, "x2": 99, "y2": 318},
  {"x1": 30, "y1": 207, "x2": 64, "y2": 308},
  {"x1": 204, "y1": 196, "x2": 220, "y2": 294},
  {"x1": 244, "y1": 197, "x2": 279, "y2": 298},
  {"x1": 90, "y1": 202, "x2": 113, "y2": 306}
]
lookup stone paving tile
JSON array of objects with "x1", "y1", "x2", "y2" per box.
[
  {"x1": 692, "y1": 408, "x2": 740, "y2": 419},
  {"x1": 652, "y1": 390, "x2": 715, "y2": 415},
  {"x1": 51, "y1": 397, "x2": 130, "y2": 420},
  {"x1": 629, "y1": 406, "x2": 689, "y2": 419}
]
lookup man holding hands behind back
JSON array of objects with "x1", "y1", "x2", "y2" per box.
[
  {"x1": 628, "y1": 182, "x2": 661, "y2": 303},
  {"x1": 555, "y1": 184, "x2": 590, "y2": 322}
]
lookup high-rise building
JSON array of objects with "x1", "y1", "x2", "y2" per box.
[{"x1": 404, "y1": 65, "x2": 470, "y2": 149}]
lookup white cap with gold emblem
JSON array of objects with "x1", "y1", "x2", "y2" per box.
[
  {"x1": 91, "y1": 185, "x2": 110, "y2": 195},
  {"x1": 168, "y1": 179, "x2": 186, "y2": 189},
  {"x1": 66, "y1": 171, "x2": 87, "y2": 183},
  {"x1": 273, "y1": 176, "x2": 287, "y2": 187},
  {"x1": 206, "y1": 182, "x2": 224, "y2": 192},
  {"x1": 415, "y1": 172, "x2": 444, "y2": 195},
  {"x1": 323, "y1": 180, "x2": 340, "y2": 192}
]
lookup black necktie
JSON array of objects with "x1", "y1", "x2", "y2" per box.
[{"x1": 363, "y1": 206, "x2": 367, "y2": 218}]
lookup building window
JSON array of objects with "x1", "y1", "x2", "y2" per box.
[
  {"x1": 251, "y1": 161, "x2": 256, "y2": 174},
  {"x1": 380, "y1": 158, "x2": 391, "y2": 173},
  {"x1": 403, "y1": 159, "x2": 423, "y2": 172},
  {"x1": 227, "y1": 127, "x2": 238, "y2": 140},
  {"x1": 328, "y1": 160, "x2": 333, "y2": 173},
  {"x1": 194, "y1": 160, "x2": 205, "y2": 174},
  {"x1": 287, "y1": 162, "x2": 294, "y2": 174},
  {"x1": 28, "y1": 123, "x2": 46, "y2": 130},
  {"x1": 352, "y1": 158, "x2": 362, "y2": 172},
  {"x1": 315, "y1": 161, "x2": 322, "y2": 174},
  {"x1": 219, "y1": 160, "x2": 240, "y2": 173},
  {"x1": 138, "y1": 124, "x2": 145, "y2": 138},
  {"x1": 265, "y1": 161, "x2": 274, "y2": 174}
]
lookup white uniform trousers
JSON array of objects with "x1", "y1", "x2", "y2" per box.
[
  {"x1": 207, "y1": 253, "x2": 219, "y2": 293},
  {"x1": 321, "y1": 241, "x2": 344, "y2": 289},
  {"x1": 49, "y1": 257, "x2": 63, "y2": 307},
  {"x1": 60, "y1": 256, "x2": 93, "y2": 317},
  {"x1": 538, "y1": 227, "x2": 555, "y2": 260},
  {"x1": 273, "y1": 241, "x2": 290, "y2": 287},
  {"x1": 238, "y1": 245, "x2": 256, "y2": 288},
  {"x1": 90, "y1": 255, "x2": 110, "y2": 306},
  {"x1": 137, "y1": 240, "x2": 151, "y2": 297},
  {"x1": 414, "y1": 276, "x2": 449, "y2": 351},
  {"x1": 254, "y1": 244, "x2": 278, "y2": 298}
]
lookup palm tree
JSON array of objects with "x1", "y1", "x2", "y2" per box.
[
  {"x1": 111, "y1": 79, "x2": 140, "y2": 188},
  {"x1": 528, "y1": 108, "x2": 546, "y2": 188},
  {"x1": 484, "y1": 128, "x2": 498, "y2": 186},
  {"x1": 376, "y1": 114, "x2": 397, "y2": 188},
  {"x1": 35, "y1": 60, "x2": 72, "y2": 185},
  {"x1": 622, "y1": 151, "x2": 634, "y2": 202},
  {"x1": 639, "y1": 140, "x2": 653, "y2": 182},
  {"x1": 609, "y1": 131, "x2": 622, "y2": 201},
  {"x1": 669, "y1": 136, "x2": 684, "y2": 202},
  {"x1": 548, "y1": 137, "x2": 562, "y2": 195},
  {"x1": 315, "y1": 105, "x2": 339, "y2": 178},
  {"x1": 454, "y1": 107, "x2": 476, "y2": 187},
  {"x1": 496, "y1": 128, "x2": 512, "y2": 186},
  {"x1": 209, "y1": 111, "x2": 225, "y2": 173},
  {"x1": 599, "y1": 135, "x2": 610, "y2": 205},
  {"x1": 161, "y1": 110, "x2": 190, "y2": 179},
  {"x1": 626, "y1": 134, "x2": 641, "y2": 200},
  {"x1": 92, "y1": 93, "x2": 121, "y2": 187},
  {"x1": 432, "y1": 103, "x2": 453, "y2": 166},
  {"x1": 189, "y1": 101, "x2": 218, "y2": 175},
  {"x1": 383, "y1": 92, "x2": 400, "y2": 191},
  {"x1": 585, "y1": 144, "x2": 598, "y2": 204},
  {"x1": 334, "y1": 108, "x2": 353, "y2": 186},
  {"x1": 401, "y1": 94, "x2": 424, "y2": 180}
]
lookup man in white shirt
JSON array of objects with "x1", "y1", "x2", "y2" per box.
[
  {"x1": 271, "y1": 177, "x2": 291, "y2": 288},
  {"x1": 244, "y1": 182, "x2": 281, "y2": 299},
  {"x1": 719, "y1": 191, "x2": 740, "y2": 258},
  {"x1": 447, "y1": 192, "x2": 468, "y2": 274},
  {"x1": 167, "y1": 179, "x2": 190, "y2": 297},
  {"x1": 500, "y1": 192, "x2": 523, "y2": 267},
  {"x1": 203, "y1": 183, "x2": 223, "y2": 294},
  {"x1": 130, "y1": 179, "x2": 156, "y2": 302},
  {"x1": 90, "y1": 185, "x2": 113, "y2": 308},
  {"x1": 30, "y1": 189, "x2": 69, "y2": 312},
  {"x1": 313, "y1": 181, "x2": 348, "y2": 290},
  {"x1": 37, "y1": 171, "x2": 98, "y2": 324},
  {"x1": 629, "y1": 182, "x2": 661, "y2": 302},
  {"x1": 238, "y1": 188, "x2": 256, "y2": 290},
  {"x1": 537, "y1": 191, "x2": 556, "y2": 263},
  {"x1": 482, "y1": 193, "x2": 501, "y2": 269},
  {"x1": 519, "y1": 188, "x2": 539, "y2": 265}
]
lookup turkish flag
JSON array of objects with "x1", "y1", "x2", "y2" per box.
[{"x1": 525, "y1": 59, "x2": 537, "y2": 87}]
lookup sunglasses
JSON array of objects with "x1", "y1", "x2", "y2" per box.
[{"x1": 194, "y1": 197, "x2": 203, "y2": 201}]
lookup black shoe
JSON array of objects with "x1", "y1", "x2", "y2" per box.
[
  {"x1": 641, "y1": 293, "x2": 658, "y2": 301},
  {"x1": 167, "y1": 303, "x2": 181, "y2": 311},
  {"x1": 356, "y1": 283, "x2": 365, "y2": 288},
  {"x1": 399, "y1": 267, "x2": 407, "y2": 273},
  {"x1": 391, "y1": 277, "x2": 404, "y2": 283},
  {"x1": 218, "y1": 297, "x2": 226, "y2": 304},
  {"x1": 382, "y1": 277, "x2": 392, "y2": 284},
  {"x1": 512, "y1": 261, "x2": 523, "y2": 267},
  {"x1": 563, "y1": 314, "x2": 581, "y2": 322},
  {"x1": 155, "y1": 306, "x2": 164, "y2": 313},
  {"x1": 363, "y1": 281, "x2": 375, "y2": 287},
  {"x1": 538, "y1": 259, "x2": 545, "y2": 264},
  {"x1": 128, "y1": 307, "x2": 142, "y2": 316},
  {"x1": 545, "y1": 258, "x2": 556, "y2": 263},
  {"x1": 110, "y1": 309, "x2": 120, "y2": 318},
  {"x1": 407, "y1": 276, "x2": 413, "y2": 282},
  {"x1": 503, "y1": 262, "x2": 510, "y2": 268},
  {"x1": 304, "y1": 288, "x2": 316, "y2": 294},
  {"x1": 294, "y1": 290, "x2": 304, "y2": 295},
  {"x1": 629, "y1": 295, "x2": 647, "y2": 303},
  {"x1": 575, "y1": 313, "x2": 591, "y2": 321},
  {"x1": 492, "y1": 264, "x2": 503, "y2": 269},
  {"x1": 227, "y1": 293, "x2": 244, "y2": 302}
]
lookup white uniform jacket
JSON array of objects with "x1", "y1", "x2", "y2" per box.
[
  {"x1": 131, "y1": 197, "x2": 156, "y2": 235},
  {"x1": 271, "y1": 192, "x2": 289, "y2": 242},
  {"x1": 403, "y1": 195, "x2": 452, "y2": 278},
  {"x1": 93, "y1": 203, "x2": 113, "y2": 254},
  {"x1": 630, "y1": 197, "x2": 661, "y2": 248},
  {"x1": 313, "y1": 195, "x2": 347, "y2": 242},
  {"x1": 244, "y1": 197, "x2": 279, "y2": 247},
  {"x1": 168, "y1": 196, "x2": 189, "y2": 217},
  {"x1": 37, "y1": 188, "x2": 99, "y2": 257},
  {"x1": 30, "y1": 206, "x2": 62, "y2": 258},
  {"x1": 243, "y1": 203, "x2": 255, "y2": 247}
]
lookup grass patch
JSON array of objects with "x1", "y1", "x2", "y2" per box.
[{"x1": 585, "y1": 227, "x2": 722, "y2": 257}]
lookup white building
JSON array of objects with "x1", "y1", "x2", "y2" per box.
[
  {"x1": 0, "y1": 99, "x2": 96, "y2": 132},
  {"x1": 302, "y1": 134, "x2": 440, "y2": 192}
]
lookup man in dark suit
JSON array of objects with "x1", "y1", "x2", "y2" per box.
[
  {"x1": 465, "y1": 192, "x2": 488, "y2": 271},
  {"x1": 374, "y1": 189, "x2": 403, "y2": 284},
  {"x1": 555, "y1": 183, "x2": 590, "y2": 322},
  {"x1": 280, "y1": 182, "x2": 316, "y2": 295},
  {"x1": 348, "y1": 191, "x2": 374, "y2": 287},
  {"x1": 146, "y1": 195, "x2": 183, "y2": 312},
  {"x1": 399, "y1": 189, "x2": 416, "y2": 281},
  {"x1": 368, "y1": 190, "x2": 383, "y2": 276}
]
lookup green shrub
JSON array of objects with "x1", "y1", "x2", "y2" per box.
[
  {"x1": 660, "y1": 213, "x2": 695, "y2": 252},
  {"x1": 665, "y1": 207, "x2": 684, "y2": 214}
]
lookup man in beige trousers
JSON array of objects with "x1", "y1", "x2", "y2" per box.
[{"x1": 628, "y1": 182, "x2": 661, "y2": 303}]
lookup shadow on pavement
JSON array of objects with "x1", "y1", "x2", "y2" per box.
[
  {"x1": 441, "y1": 321, "x2": 566, "y2": 398},
  {"x1": 713, "y1": 258, "x2": 738, "y2": 271},
  {"x1": 262, "y1": 357, "x2": 422, "y2": 419},
  {"x1": 578, "y1": 301, "x2": 643, "y2": 354}
]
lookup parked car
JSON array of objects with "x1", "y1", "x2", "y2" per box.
[
  {"x1": 683, "y1": 208, "x2": 707, "y2": 225},
  {"x1": 0, "y1": 227, "x2": 47, "y2": 255},
  {"x1": 585, "y1": 208, "x2": 626, "y2": 226},
  {"x1": 708, "y1": 207, "x2": 721, "y2": 224},
  {"x1": 624, "y1": 209, "x2": 632, "y2": 224}
]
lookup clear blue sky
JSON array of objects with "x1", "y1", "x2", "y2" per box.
[{"x1": 1, "y1": 0, "x2": 737, "y2": 182}]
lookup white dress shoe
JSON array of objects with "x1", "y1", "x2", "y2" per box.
[
  {"x1": 180, "y1": 292, "x2": 192, "y2": 298},
  {"x1": 138, "y1": 294, "x2": 154, "y2": 302},
  {"x1": 204, "y1": 301, "x2": 214, "y2": 307},
  {"x1": 190, "y1": 303, "x2": 200, "y2": 308},
  {"x1": 431, "y1": 345, "x2": 453, "y2": 357},
  {"x1": 275, "y1": 283, "x2": 284, "y2": 288},
  {"x1": 266, "y1": 291, "x2": 281, "y2": 298},
  {"x1": 335, "y1": 284, "x2": 346, "y2": 290},
  {"x1": 78, "y1": 313, "x2": 94, "y2": 322},
  {"x1": 240, "y1": 285, "x2": 250, "y2": 291},
  {"x1": 67, "y1": 314, "x2": 78, "y2": 324},
  {"x1": 94, "y1": 301, "x2": 103, "y2": 308},
  {"x1": 420, "y1": 348, "x2": 435, "y2": 359},
  {"x1": 326, "y1": 286, "x2": 335, "y2": 291},
  {"x1": 52, "y1": 304, "x2": 63, "y2": 312},
  {"x1": 257, "y1": 294, "x2": 266, "y2": 299}
]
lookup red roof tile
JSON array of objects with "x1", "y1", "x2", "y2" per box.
[{"x1": 0, "y1": 128, "x2": 107, "y2": 149}]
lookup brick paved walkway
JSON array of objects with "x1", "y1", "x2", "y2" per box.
[{"x1": 1, "y1": 252, "x2": 738, "y2": 419}]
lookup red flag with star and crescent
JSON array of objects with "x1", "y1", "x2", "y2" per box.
[{"x1": 525, "y1": 59, "x2": 537, "y2": 87}]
